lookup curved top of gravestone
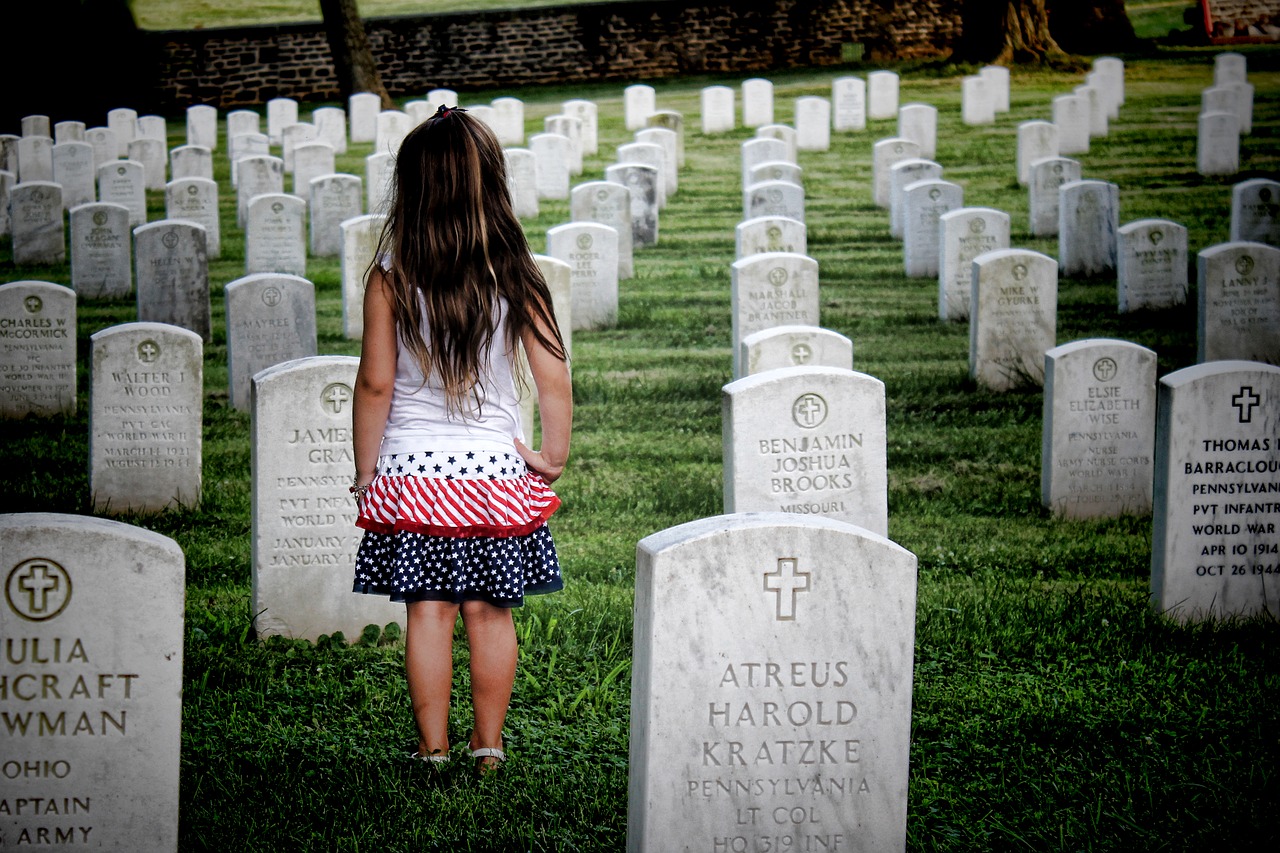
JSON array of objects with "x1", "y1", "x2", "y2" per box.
[
  {"x1": 0, "y1": 511, "x2": 184, "y2": 556},
  {"x1": 1160, "y1": 359, "x2": 1280, "y2": 388},
  {"x1": 637, "y1": 511, "x2": 910, "y2": 559},
  {"x1": 1046, "y1": 337, "x2": 1156, "y2": 359}
]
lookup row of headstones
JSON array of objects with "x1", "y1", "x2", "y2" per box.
[{"x1": 7, "y1": 351, "x2": 1275, "y2": 849}]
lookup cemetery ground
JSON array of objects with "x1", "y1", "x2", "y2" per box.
[{"x1": 2, "y1": 49, "x2": 1279, "y2": 851}]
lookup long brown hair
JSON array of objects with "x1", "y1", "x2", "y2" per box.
[{"x1": 369, "y1": 105, "x2": 566, "y2": 415}]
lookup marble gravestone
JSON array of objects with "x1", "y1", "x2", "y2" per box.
[
  {"x1": 165, "y1": 177, "x2": 221, "y2": 259},
  {"x1": 562, "y1": 99, "x2": 597, "y2": 155},
  {"x1": 17, "y1": 135, "x2": 54, "y2": 184},
  {"x1": 902, "y1": 179, "x2": 963, "y2": 279},
  {"x1": 1117, "y1": 219, "x2": 1189, "y2": 313},
  {"x1": 970, "y1": 249, "x2": 1059, "y2": 391},
  {"x1": 722, "y1": 366, "x2": 888, "y2": 535},
  {"x1": 617, "y1": 141, "x2": 669, "y2": 208},
  {"x1": 1151, "y1": 360, "x2": 1280, "y2": 623},
  {"x1": 571, "y1": 181, "x2": 633, "y2": 279},
  {"x1": 170, "y1": 144, "x2": 214, "y2": 182},
  {"x1": 832, "y1": 76, "x2": 866, "y2": 132},
  {"x1": 961, "y1": 75, "x2": 994, "y2": 126},
  {"x1": 605, "y1": 163, "x2": 660, "y2": 249},
  {"x1": 529, "y1": 132, "x2": 572, "y2": 201},
  {"x1": 493, "y1": 96, "x2": 528, "y2": 147},
  {"x1": 505, "y1": 148, "x2": 539, "y2": 220},
  {"x1": 534, "y1": 254, "x2": 574, "y2": 360},
  {"x1": 1058, "y1": 180, "x2": 1120, "y2": 279},
  {"x1": 897, "y1": 103, "x2": 937, "y2": 159},
  {"x1": 867, "y1": 70, "x2": 900, "y2": 120},
  {"x1": 794, "y1": 97, "x2": 831, "y2": 152},
  {"x1": 291, "y1": 141, "x2": 336, "y2": 197},
  {"x1": 888, "y1": 159, "x2": 943, "y2": 240},
  {"x1": 105, "y1": 107, "x2": 136, "y2": 157},
  {"x1": 10, "y1": 182, "x2": 65, "y2": 265},
  {"x1": 741, "y1": 78, "x2": 774, "y2": 128},
  {"x1": 731, "y1": 252, "x2": 820, "y2": 378},
  {"x1": 251, "y1": 355, "x2": 406, "y2": 641},
  {"x1": 1196, "y1": 242, "x2": 1280, "y2": 365},
  {"x1": 736, "y1": 216, "x2": 807, "y2": 260},
  {"x1": 349, "y1": 92, "x2": 380, "y2": 144},
  {"x1": 744, "y1": 181, "x2": 805, "y2": 224},
  {"x1": 187, "y1": 103, "x2": 218, "y2": 150},
  {"x1": 738, "y1": 325, "x2": 853, "y2": 378},
  {"x1": 309, "y1": 173, "x2": 364, "y2": 258},
  {"x1": 229, "y1": 131, "x2": 269, "y2": 188},
  {"x1": 628, "y1": 512, "x2": 916, "y2": 853},
  {"x1": 546, "y1": 222, "x2": 619, "y2": 331},
  {"x1": 701, "y1": 86, "x2": 736, "y2": 134},
  {"x1": 70, "y1": 203, "x2": 132, "y2": 299},
  {"x1": 1231, "y1": 178, "x2": 1280, "y2": 245},
  {"x1": 756, "y1": 125, "x2": 798, "y2": 163},
  {"x1": 1197, "y1": 111, "x2": 1239, "y2": 177},
  {"x1": 747, "y1": 162, "x2": 802, "y2": 190},
  {"x1": 1042, "y1": 338, "x2": 1157, "y2": 519},
  {"x1": 134, "y1": 221, "x2": 211, "y2": 342},
  {"x1": 0, "y1": 513, "x2": 184, "y2": 851},
  {"x1": 236, "y1": 154, "x2": 285, "y2": 228},
  {"x1": 1016, "y1": 121, "x2": 1058, "y2": 187},
  {"x1": 52, "y1": 141, "x2": 96, "y2": 210},
  {"x1": 341, "y1": 213, "x2": 386, "y2": 340},
  {"x1": 89, "y1": 322, "x2": 203, "y2": 514},
  {"x1": 126, "y1": 137, "x2": 166, "y2": 191},
  {"x1": 0, "y1": 281, "x2": 76, "y2": 418},
  {"x1": 97, "y1": 160, "x2": 147, "y2": 228},
  {"x1": 625, "y1": 84, "x2": 657, "y2": 131},
  {"x1": 1052, "y1": 93, "x2": 1090, "y2": 156},
  {"x1": 225, "y1": 273, "x2": 319, "y2": 410},
  {"x1": 742, "y1": 138, "x2": 791, "y2": 187},
  {"x1": 1028, "y1": 157, "x2": 1082, "y2": 238},
  {"x1": 246, "y1": 194, "x2": 307, "y2": 278},
  {"x1": 871, "y1": 138, "x2": 921, "y2": 209},
  {"x1": 938, "y1": 207, "x2": 1010, "y2": 322}
]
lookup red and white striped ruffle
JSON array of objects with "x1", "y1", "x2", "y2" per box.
[{"x1": 356, "y1": 472, "x2": 560, "y2": 538}]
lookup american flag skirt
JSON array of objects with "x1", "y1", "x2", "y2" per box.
[{"x1": 352, "y1": 450, "x2": 563, "y2": 607}]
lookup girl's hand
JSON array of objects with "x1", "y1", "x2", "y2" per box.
[{"x1": 514, "y1": 438, "x2": 564, "y2": 483}]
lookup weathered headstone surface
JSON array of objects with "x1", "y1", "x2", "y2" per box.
[
  {"x1": 251, "y1": 355, "x2": 406, "y2": 641},
  {"x1": 126, "y1": 137, "x2": 166, "y2": 191},
  {"x1": 534, "y1": 254, "x2": 573, "y2": 360},
  {"x1": 504, "y1": 148, "x2": 539, "y2": 220},
  {"x1": 1117, "y1": 219, "x2": 1189, "y2": 313},
  {"x1": 0, "y1": 169, "x2": 11, "y2": 237},
  {"x1": 546, "y1": 221, "x2": 619, "y2": 331},
  {"x1": 530, "y1": 132, "x2": 572, "y2": 200},
  {"x1": 561, "y1": 98, "x2": 596, "y2": 154},
  {"x1": 618, "y1": 141, "x2": 669, "y2": 207},
  {"x1": 165, "y1": 177, "x2": 221, "y2": 259},
  {"x1": 52, "y1": 141, "x2": 95, "y2": 210},
  {"x1": 794, "y1": 97, "x2": 831, "y2": 151},
  {"x1": 225, "y1": 273, "x2": 318, "y2": 410},
  {"x1": 374, "y1": 111, "x2": 411, "y2": 158},
  {"x1": 246, "y1": 193, "x2": 307, "y2": 277},
  {"x1": 571, "y1": 180, "x2": 633, "y2": 278},
  {"x1": 228, "y1": 132, "x2": 269, "y2": 188},
  {"x1": 742, "y1": 138, "x2": 791, "y2": 187},
  {"x1": 348, "y1": 92, "x2": 380, "y2": 144},
  {"x1": 97, "y1": 160, "x2": 146, "y2": 227},
  {"x1": 366, "y1": 151, "x2": 394, "y2": 216},
  {"x1": 493, "y1": 96, "x2": 527, "y2": 147},
  {"x1": 312, "y1": 106, "x2": 348, "y2": 155},
  {"x1": 832, "y1": 76, "x2": 866, "y2": 132},
  {"x1": 426, "y1": 87, "x2": 460, "y2": 107},
  {"x1": 889, "y1": 159, "x2": 943, "y2": 240},
  {"x1": 902, "y1": 180, "x2": 963, "y2": 278},
  {"x1": 1214, "y1": 51, "x2": 1247, "y2": 85},
  {"x1": 1231, "y1": 178, "x2": 1280, "y2": 245},
  {"x1": 897, "y1": 103, "x2": 937, "y2": 159},
  {"x1": 605, "y1": 163, "x2": 660, "y2": 249},
  {"x1": 1197, "y1": 111, "x2": 1240, "y2": 176},
  {"x1": 236, "y1": 154, "x2": 285, "y2": 228},
  {"x1": 89, "y1": 322, "x2": 203, "y2": 513},
  {"x1": 137, "y1": 115, "x2": 167, "y2": 143},
  {"x1": 628, "y1": 512, "x2": 916, "y2": 853},
  {"x1": 341, "y1": 213, "x2": 386, "y2": 340},
  {"x1": 226, "y1": 110, "x2": 261, "y2": 143},
  {"x1": 1227, "y1": 80, "x2": 1254, "y2": 135},
  {"x1": 170, "y1": 144, "x2": 213, "y2": 182},
  {"x1": 1150, "y1": 360, "x2": 1280, "y2": 623},
  {"x1": 54, "y1": 120, "x2": 86, "y2": 144},
  {"x1": 106, "y1": 107, "x2": 137, "y2": 158},
  {"x1": 281, "y1": 122, "x2": 319, "y2": 174},
  {"x1": 0, "y1": 281, "x2": 76, "y2": 418},
  {"x1": 741, "y1": 78, "x2": 774, "y2": 128},
  {"x1": 736, "y1": 215, "x2": 807, "y2": 260},
  {"x1": 292, "y1": 141, "x2": 336, "y2": 197},
  {"x1": 21, "y1": 115, "x2": 51, "y2": 137},
  {"x1": 1076, "y1": 84, "x2": 1108, "y2": 138},
  {"x1": 1028, "y1": 157, "x2": 1082, "y2": 238},
  {"x1": 1052, "y1": 93, "x2": 1090, "y2": 155},
  {"x1": 267, "y1": 97, "x2": 299, "y2": 146},
  {"x1": 1197, "y1": 241, "x2": 1280, "y2": 365},
  {"x1": 1058, "y1": 179, "x2": 1120, "y2": 278},
  {"x1": 1093, "y1": 56, "x2": 1125, "y2": 115},
  {"x1": 186, "y1": 103, "x2": 218, "y2": 150},
  {"x1": 867, "y1": 70, "x2": 900, "y2": 120},
  {"x1": 872, "y1": 138, "x2": 921, "y2": 209},
  {"x1": 938, "y1": 207, "x2": 1011, "y2": 321},
  {"x1": 730, "y1": 252, "x2": 819, "y2": 377},
  {"x1": 1042, "y1": 338, "x2": 1157, "y2": 519},
  {"x1": 84, "y1": 127, "x2": 117, "y2": 170},
  {"x1": 961, "y1": 75, "x2": 994, "y2": 126},
  {"x1": 980, "y1": 64, "x2": 1011, "y2": 112},
  {"x1": 309, "y1": 173, "x2": 363, "y2": 258},
  {"x1": 9, "y1": 182, "x2": 65, "y2": 265},
  {"x1": 724, "y1": 366, "x2": 888, "y2": 533},
  {"x1": 134, "y1": 220, "x2": 211, "y2": 342},
  {"x1": 1017, "y1": 121, "x2": 1058, "y2": 187},
  {"x1": 17, "y1": 135, "x2": 54, "y2": 183},
  {"x1": 546, "y1": 114, "x2": 584, "y2": 176},
  {"x1": 70, "y1": 203, "x2": 133, "y2": 299},
  {"x1": 738, "y1": 324, "x2": 853, "y2": 378},
  {"x1": 0, "y1": 512, "x2": 184, "y2": 851},
  {"x1": 970, "y1": 249, "x2": 1059, "y2": 391},
  {"x1": 625, "y1": 84, "x2": 658, "y2": 131},
  {"x1": 701, "y1": 86, "x2": 736, "y2": 134},
  {"x1": 755, "y1": 124, "x2": 797, "y2": 163},
  {"x1": 744, "y1": 180, "x2": 805, "y2": 224}
]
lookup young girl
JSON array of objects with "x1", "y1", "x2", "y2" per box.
[{"x1": 349, "y1": 105, "x2": 572, "y2": 776}]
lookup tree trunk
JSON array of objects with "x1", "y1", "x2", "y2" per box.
[
  {"x1": 953, "y1": 0, "x2": 1069, "y2": 65},
  {"x1": 1046, "y1": 0, "x2": 1140, "y2": 55},
  {"x1": 318, "y1": 0, "x2": 394, "y2": 109}
]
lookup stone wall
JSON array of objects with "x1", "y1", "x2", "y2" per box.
[{"x1": 146, "y1": 0, "x2": 963, "y2": 111}]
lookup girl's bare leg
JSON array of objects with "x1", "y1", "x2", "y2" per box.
[
  {"x1": 461, "y1": 600, "x2": 517, "y2": 762},
  {"x1": 405, "y1": 600, "x2": 460, "y2": 757}
]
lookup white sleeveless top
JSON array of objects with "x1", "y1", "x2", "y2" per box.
[{"x1": 379, "y1": 296, "x2": 526, "y2": 458}]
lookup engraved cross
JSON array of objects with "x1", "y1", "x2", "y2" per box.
[
  {"x1": 764, "y1": 558, "x2": 810, "y2": 621},
  {"x1": 324, "y1": 384, "x2": 352, "y2": 414},
  {"x1": 1232, "y1": 386, "x2": 1260, "y2": 424},
  {"x1": 18, "y1": 563, "x2": 60, "y2": 615}
]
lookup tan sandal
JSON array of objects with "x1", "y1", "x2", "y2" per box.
[
  {"x1": 469, "y1": 746, "x2": 505, "y2": 776},
  {"x1": 411, "y1": 747, "x2": 451, "y2": 765}
]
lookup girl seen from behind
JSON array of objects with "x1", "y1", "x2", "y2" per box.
[{"x1": 349, "y1": 105, "x2": 572, "y2": 777}]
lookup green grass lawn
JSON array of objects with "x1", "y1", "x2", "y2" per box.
[{"x1": 2, "y1": 41, "x2": 1279, "y2": 852}]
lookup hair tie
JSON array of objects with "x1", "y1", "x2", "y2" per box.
[{"x1": 434, "y1": 104, "x2": 467, "y2": 117}]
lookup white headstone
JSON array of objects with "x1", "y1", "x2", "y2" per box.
[
  {"x1": 961, "y1": 75, "x2": 995, "y2": 126},
  {"x1": 292, "y1": 140, "x2": 336, "y2": 197},
  {"x1": 427, "y1": 88, "x2": 459, "y2": 108},
  {"x1": 1227, "y1": 80, "x2": 1254, "y2": 134},
  {"x1": 1016, "y1": 121, "x2": 1058, "y2": 187},
  {"x1": 742, "y1": 137, "x2": 790, "y2": 187},
  {"x1": 1197, "y1": 111, "x2": 1239, "y2": 176},
  {"x1": 902, "y1": 179, "x2": 963, "y2": 278},
  {"x1": 744, "y1": 180, "x2": 805, "y2": 223},
  {"x1": 1196, "y1": 242, "x2": 1280, "y2": 364},
  {"x1": 106, "y1": 107, "x2": 137, "y2": 157},
  {"x1": 980, "y1": 64, "x2": 1011, "y2": 112},
  {"x1": 648, "y1": 109, "x2": 686, "y2": 169},
  {"x1": 309, "y1": 173, "x2": 363, "y2": 258},
  {"x1": 228, "y1": 131, "x2": 269, "y2": 188},
  {"x1": 938, "y1": 207, "x2": 1011, "y2": 321},
  {"x1": 722, "y1": 366, "x2": 888, "y2": 533},
  {"x1": 53, "y1": 120, "x2": 85, "y2": 144},
  {"x1": 267, "y1": 97, "x2": 299, "y2": 145},
  {"x1": 970, "y1": 248, "x2": 1059, "y2": 391},
  {"x1": 246, "y1": 193, "x2": 307, "y2": 277},
  {"x1": 170, "y1": 144, "x2": 213, "y2": 182},
  {"x1": 1117, "y1": 219, "x2": 1189, "y2": 313},
  {"x1": 348, "y1": 92, "x2": 381, "y2": 144},
  {"x1": 341, "y1": 213, "x2": 385, "y2": 339},
  {"x1": 755, "y1": 124, "x2": 798, "y2": 163},
  {"x1": 70, "y1": 202, "x2": 133, "y2": 299},
  {"x1": 534, "y1": 254, "x2": 573, "y2": 361},
  {"x1": 1213, "y1": 51, "x2": 1247, "y2": 85},
  {"x1": 0, "y1": 281, "x2": 76, "y2": 418},
  {"x1": 618, "y1": 140, "x2": 668, "y2": 207},
  {"x1": 1028, "y1": 156, "x2": 1082, "y2": 238},
  {"x1": 493, "y1": 97, "x2": 527, "y2": 147},
  {"x1": 1052, "y1": 93, "x2": 1090, "y2": 155},
  {"x1": 547, "y1": 221, "x2": 619, "y2": 331},
  {"x1": 52, "y1": 141, "x2": 95, "y2": 210},
  {"x1": 562, "y1": 98, "x2": 598, "y2": 156},
  {"x1": 10, "y1": 182, "x2": 65, "y2": 265},
  {"x1": 0, "y1": 513, "x2": 184, "y2": 850},
  {"x1": 700, "y1": 85, "x2": 735, "y2": 134},
  {"x1": 374, "y1": 110, "x2": 412, "y2": 157},
  {"x1": 530, "y1": 132, "x2": 572, "y2": 201},
  {"x1": 225, "y1": 273, "x2": 318, "y2": 410},
  {"x1": 1058, "y1": 179, "x2": 1120, "y2": 278},
  {"x1": 165, "y1": 176, "x2": 221, "y2": 259},
  {"x1": 126, "y1": 137, "x2": 166, "y2": 190},
  {"x1": 136, "y1": 115, "x2": 166, "y2": 142},
  {"x1": 1042, "y1": 338, "x2": 1157, "y2": 519},
  {"x1": 739, "y1": 325, "x2": 852, "y2": 377},
  {"x1": 730, "y1": 252, "x2": 819, "y2": 377},
  {"x1": 504, "y1": 147, "x2": 539, "y2": 220},
  {"x1": 236, "y1": 153, "x2": 285, "y2": 229},
  {"x1": 20, "y1": 115, "x2": 50, "y2": 137},
  {"x1": 628, "y1": 512, "x2": 916, "y2": 853},
  {"x1": 896, "y1": 103, "x2": 937, "y2": 159},
  {"x1": 1150, "y1": 360, "x2": 1280, "y2": 622},
  {"x1": 312, "y1": 106, "x2": 348, "y2": 155},
  {"x1": 366, "y1": 150, "x2": 394, "y2": 216},
  {"x1": 1075, "y1": 84, "x2": 1108, "y2": 138},
  {"x1": 280, "y1": 122, "x2": 318, "y2": 173},
  {"x1": 571, "y1": 180, "x2": 633, "y2": 279},
  {"x1": 741, "y1": 78, "x2": 774, "y2": 128},
  {"x1": 605, "y1": 163, "x2": 660, "y2": 249},
  {"x1": 794, "y1": 97, "x2": 831, "y2": 151},
  {"x1": 84, "y1": 127, "x2": 118, "y2": 170},
  {"x1": 226, "y1": 109, "x2": 261, "y2": 143},
  {"x1": 867, "y1": 70, "x2": 900, "y2": 120},
  {"x1": 889, "y1": 159, "x2": 943, "y2": 240},
  {"x1": 736, "y1": 215, "x2": 806, "y2": 260},
  {"x1": 635, "y1": 127, "x2": 679, "y2": 195},
  {"x1": 251, "y1": 355, "x2": 406, "y2": 641},
  {"x1": 0, "y1": 169, "x2": 11, "y2": 237},
  {"x1": 625, "y1": 84, "x2": 657, "y2": 131},
  {"x1": 832, "y1": 76, "x2": 866, "y2": 132},
  {"x1": 17, "y1": 135, "x2": 53, "y2": 184},
  {"x1": 134, "y1": 220, "x2": 210, "y2": 341},
  {"x1": 747, "y1": 160, "x2": 802, "y2": 189},
  {"x1": 1093, "y1": 56, "x2": 1125, "y2": 116},
  {"x1": 186, "y1": 103, "x2": 218, "y2": 150},
  {"x1": 872, "y1": 137, "x2": 921, "y2": 208},
  {"x1": 89, "y1": 321, "x2": 203, "y2": 513},
  {"x1": 1231, "y1": 178, "x2": 1280, "y2": 245},
  {"x1": 545, "y1": 114, "x2": 584, "y2": 176}
]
